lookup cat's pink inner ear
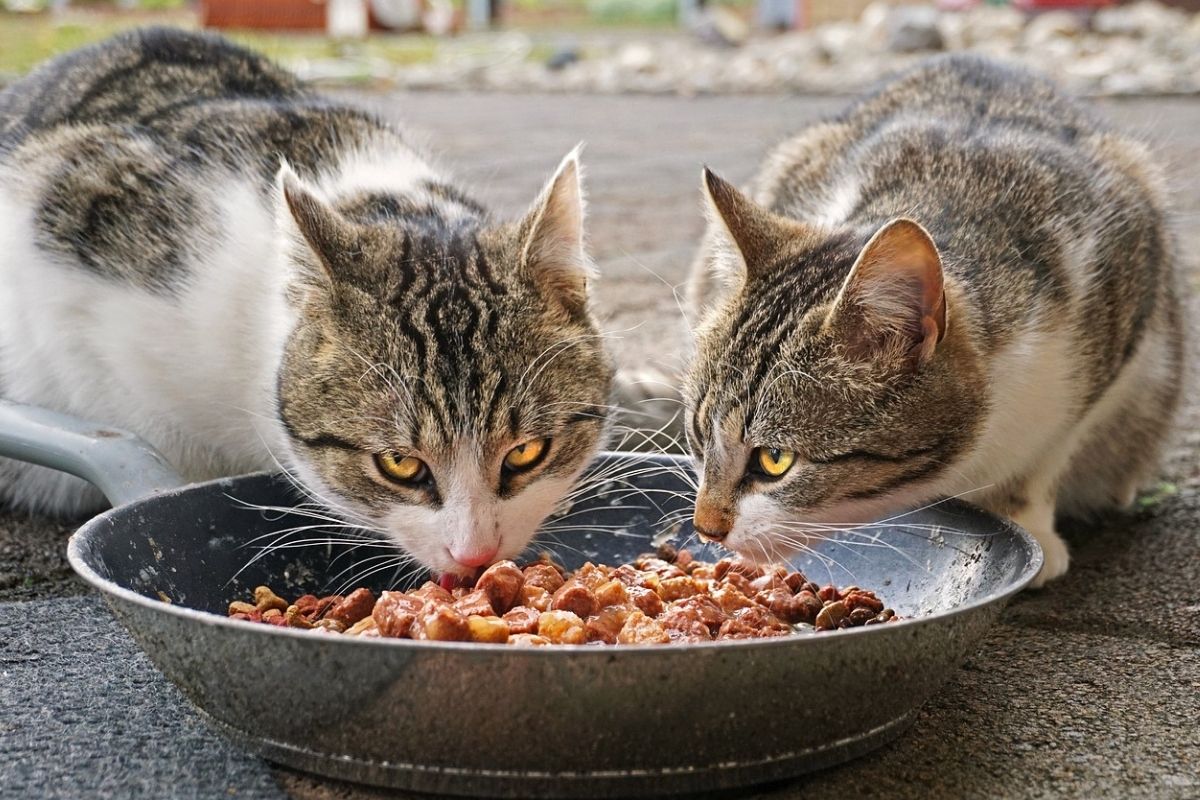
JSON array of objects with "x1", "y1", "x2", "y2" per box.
[
  {"x1": 833, "y1": 218, "x2": 946, "y2": 364},
  {"x1": 521, "y1": 148, "x2": 590, "y2": 315}
]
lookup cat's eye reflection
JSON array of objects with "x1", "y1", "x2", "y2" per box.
[
  {"x1": 751, "y1": 447, "x2": 796, "y2": 479},
  {"x1": 504, "y1": 438, "x2": 550, "y2": 472},
  {"x1": 374, "y1": 451, "x2": 430, "y2": 485}
]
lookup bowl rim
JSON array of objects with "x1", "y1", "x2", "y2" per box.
[{"x1": 67, "y1": 461, "x2": 1043, "y2": 657}]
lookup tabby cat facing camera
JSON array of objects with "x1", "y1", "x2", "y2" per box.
[
  {"x1": 0, "y1": 29, "x2": 614, "y2": 578},
  {"x1": 685, "y1": 56, "x2": 1183, "y2": 586}
]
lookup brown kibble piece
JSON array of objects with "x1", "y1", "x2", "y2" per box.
[
  {"x1": 783, "y1": 572, "x2": 807, "y2": 593},
  {"x1": 627, "y1": 585, "x2": 664, "y2": 617},
  {"x1": 327, "y1": 587, "x2": 376, "y2": 626},
  {"x1": 411, "y1": 604, "x2": 471, "y2": 641},
  {"x1": 817, "y1": 585, "x2": 840, "y2": 603},
  {"x1": 585, "y1": 607, "x2": 628, "y2": 644},
  {"x1": 538, "y1": 610, "x2": 587, "y2": 644},
  {"x1": 617, "y1": 610, "x2": 671, "y2": 644},
  {"x1": 551, "y1": 580, "x2": 599, "y2": 619},
  {"x1": 372, "y1": 591, "x2": 424, "y2": 638},
  {"x1": 522, "y1": 564, "x2": 566, "y2": 594},
  {"x1": 508, "y1": 633, "x2": 551, "y2": 646},
  {"x1": 315, "y1": 618, "x2": 346, "y2": 633},
  {"x1": 843, "y1": 590, "x2": 885, "y2": 614},
  {"x1": 711, "y1": 584, "x2": 754, "y2": 613},
  {"x1": 412, "y1": 581, "x2": 454, "y2": 606},
  {"x1": 253, "y1": 586, "x2": 288, "y2": 613},
  {"x1": 755, "y1": 587, "x2": 821, "y2": 625},
  {"x1": 594, "y1": 579, "x2": 629, "y2": 609},
  {"x1": 476, "y1": 561, "x2": 524, "y2": 614},
  {"x1": 467, "y1": 615, "x2": 510, "y2": 644},
  {"x1": 815, "y1": 600, "x2": 848, "y2": 631},
  {"x1": 452, "y1": 589, "x2": 495, "y2": 618},
  {"x1": 657, "y1": 576, "x2": 699, "y2": 602},
  {"x1": 228, "y1": 601, "x2": 257, "y2": 616},
  {"x1": 284, "y1": 605, "x2": 313, "y2": 629},
  {"x1": 346, "y1": 616, "x2": 378, "y2": 635},
  {"x1": 519, "y1": 584, "x2": 553, "y2": 612},
  {"x1": 848, "y1": 607, "x2": 876, "y2": 626},
  {"x1": 502, "y1": 606, "x2": 541, "y2": 635},
  {"x1": 731, "y1": 604, "x2": 789, "y2": 633}
]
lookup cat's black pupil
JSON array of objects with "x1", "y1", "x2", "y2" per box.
[{"x1": 767, "y1": 448, "x2": 781, "y2": 461}]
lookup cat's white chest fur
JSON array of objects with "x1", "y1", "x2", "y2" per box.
[{"x1": 0, "y1": 177, "x2": 293, "y2": 510}]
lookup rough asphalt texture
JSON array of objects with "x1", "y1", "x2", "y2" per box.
[{"x1": 1, "y1": 92, "x2": 1197, "y2": 799}]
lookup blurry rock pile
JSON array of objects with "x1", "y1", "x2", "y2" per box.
[{"x1": 379, "y1": 1, "x2": 1199, "y2": 96}]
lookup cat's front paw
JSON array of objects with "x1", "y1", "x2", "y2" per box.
[{"x1": 1027, "y1": 528, "x2": 1070, "y2": 589}]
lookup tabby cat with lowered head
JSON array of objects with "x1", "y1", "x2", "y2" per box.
[
  {"x1": 0, "y1": 29, "x2": 613, "y2": 578},
  {"x1": 684, "y1": 55, "x2": 1184, "y2": 586}
]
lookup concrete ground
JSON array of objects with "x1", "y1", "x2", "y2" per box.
[{"x1": 1, "y1": 92, "x2": 1198, "y2": 799}]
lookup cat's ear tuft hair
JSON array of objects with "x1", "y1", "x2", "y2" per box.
[
  {"x1": 702, "y1": 168, "x2": 809, "y2": 284},
  {"x1": 827, "y1": 218, "x2": 947, "y2": 366},
  {"x1": 276, "y1": 160, "x2": 356, "y2": 284},
  {"x1": 519, "y1": 145, "x2": 591, "y2": 316}
]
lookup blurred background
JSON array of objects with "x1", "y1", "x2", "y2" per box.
[{"x1": 0, "y1": 0, "x2": 1197, "y2": 96}]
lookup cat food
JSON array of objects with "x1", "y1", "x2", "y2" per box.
[{"x1": 226, "y1": 547, "x2": 900, "y2": 644}]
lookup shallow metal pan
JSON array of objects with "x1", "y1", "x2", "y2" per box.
[{"x1": 0, "y1": 400, "x2": 1041, "y2": 797}]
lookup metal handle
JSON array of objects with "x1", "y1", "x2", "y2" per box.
[{"x1": 0, "y1": 400, "x2": 185, "y2": 507}]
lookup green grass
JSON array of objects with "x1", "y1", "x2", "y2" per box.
[{"x1": 0, "y1": 10, "x2": 442, "y2": 78}]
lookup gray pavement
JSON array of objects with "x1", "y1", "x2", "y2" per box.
[{"x1": 1, "y1": 92, "x2": 1198, "y2": 799}]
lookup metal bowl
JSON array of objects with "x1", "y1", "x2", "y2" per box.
[{"x1": 0, "y1": 401, "x2": 1041, "y2": 797}]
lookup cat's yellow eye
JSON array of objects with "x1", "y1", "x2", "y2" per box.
[
  {"x1": 755, "y1": 447, "x2": 796, "y2": 478},
  {"x1": 374, "y1": 451, "x2": 428, "y2": 484},
  {"x1": 504, "y1": 438, "x2": 550, "y2": 472}
]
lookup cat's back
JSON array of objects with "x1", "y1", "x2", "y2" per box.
[{"x1": 0, "y1": 27, "x2": 301, "y2": 148}]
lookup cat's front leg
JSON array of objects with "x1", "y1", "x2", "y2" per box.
[{"x1": 1010, "y1": 496, "x2": 1070, "y2": 588}]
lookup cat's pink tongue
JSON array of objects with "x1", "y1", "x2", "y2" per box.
[{"x1": 438, "y1": 572, "x2": 463, "y2": 592}]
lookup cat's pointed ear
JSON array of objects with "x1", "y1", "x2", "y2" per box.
[
  {"x1": 702, "y1": 168, "x2": 807, "y2": 283},
  {"x1": 276, "y1": 161, "x2": 357, "y2": 284},
  {"x1": 827, "y1": 218, "x2": 947, "y2": 365},
  {"x1": 518, "y1": 145, "x2": 591, "y2": 316}
]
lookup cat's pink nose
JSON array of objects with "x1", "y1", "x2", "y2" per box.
[{"x1": 450, "y1": 545, "x2": 499, "y2": 568}]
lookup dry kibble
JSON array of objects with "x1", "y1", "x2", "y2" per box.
[
  {"x1": 815, "y1": 600, "x2": 848, "y2": 631},
  {"x1": 253, "y1": 586, "x2": 289, "y2": 613},
  {"x1": 228, "y1": 549, "x2": 899, "y2": 643},
  {"x1": 284, "y1": 605, "x2": 313, "y2": 629}
]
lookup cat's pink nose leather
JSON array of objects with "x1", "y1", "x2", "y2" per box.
[{"x1": 451, "y1": 546, "x2": 499, "y2": 568}]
